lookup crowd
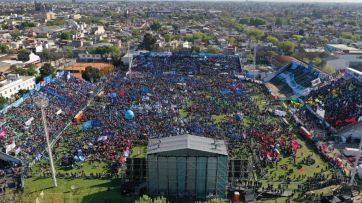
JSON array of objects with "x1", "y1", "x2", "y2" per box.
[
  {"x1": 0, "y1": 73, "x2": 98, "y2": 163},
  {"x1": 48, "y1": 54, "x2": 302, "y2": 177},
  {"x1": 305, "y1": 78, "x2": 362, "y2": 129},
  {"x1": 0, "y1": 160, "x2": 22, "y2": 194},
  {"x1": 0, "y1": 53, "x2": 349, "y2": 199}
]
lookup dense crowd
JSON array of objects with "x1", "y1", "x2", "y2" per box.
[
  {"x1": 0, "y1": 160, "x2": 22, "y2": 194},
  {"x1": 0, "y1": 74, "x2": 98, "y2": 162},
  {"x1": 305, "y1": 78, "x2": 362, "y2": 129},
  {"x1": 51, "y1": 54, "x2": 300, "y2": 175},
  {"x1": 1, "y1": 53, "x2": 350, "y2": 198}
]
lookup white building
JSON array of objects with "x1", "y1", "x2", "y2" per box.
[
  {"x1": 0, "y1": 74, "x2": 35, "y2": 98},
  {"x1": 91, "y1": 26, "x2": 105, "y2": 35}
]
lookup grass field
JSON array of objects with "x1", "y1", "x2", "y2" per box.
[
  {"x1": 131, "y1": 145, "x2": 147, "y2": 158},
  {"x1": 19, "y1": 177, "x2": 135, "y2": 203}
]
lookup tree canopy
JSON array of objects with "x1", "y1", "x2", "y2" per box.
[
  {"x1": 279, "y1": 41, "x2": 296, "y2": 55},
  {"x1": 82, "y1": 66, "x2": 101, "y2": 83},
  {"x1": 0, "y1": 44, "x2": 9, "y2": 54},
  {"x1": 206, "y1": 45, "x2": 220, "y2": 54},
  {"x1": 0, "y1": 96, "x2": 7, "y2": 109},
  {"x1": 17, "y1": 49, "x2": 31, "y2": 62},
  {"x1": 141, "y1": 33, "x2": 157, "y2": 51},
  {"x1": 90, "y1": 45, "x2": 121, "y2": 60},
  {"x1": 150, "y1": 21, "x2": 162, "y2": 31},
  {"x1": 59, "y1": 31, "x2": 74, "y2": 40},
  {"x1": 40, "y1": 63, "x2": 56, "y2": 77},
  {"x1": 341, "y1": 32, "x2": 360, "y2": 41},
  {"x1": 266, "y1": 36, "x2": 279, "y2": 44},
  {"x1": 239, "y1": 17, "x2": 266, "y2": 26},
  {"x1": 246, "y1": 28, "x2": 265, "y2": 40}
]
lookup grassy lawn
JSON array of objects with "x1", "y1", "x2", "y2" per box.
[
  {"x1": 212, "y1": 114, "x2": 226, "y2": 124},
  {"x1": 19, "y1": 177, "x2": 135, "y2": 203},
  {"x1": 31, "y1": 161, "x2": 109, "y2": 175},
  {"x1": 260, "y1": 136, "x2": 332, "y2": 191},
  {"x1": 131, "y1": 145, "x2": 147, "y2": 158},
  {"x1": 179, "y1": 109, "x2": 188, "y2": 118}
]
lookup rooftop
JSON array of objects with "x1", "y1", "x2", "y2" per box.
[{"x1": 147, "y1": 134, "x2": 228, "y2": 156}]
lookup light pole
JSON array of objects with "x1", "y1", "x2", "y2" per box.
[{"x1": 34, "y1": 93, "x2": 58, "y2": 187}]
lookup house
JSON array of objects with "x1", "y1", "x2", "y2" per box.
[{"x1": 0, "y1": 74, "x2": 36, "y2": 98}]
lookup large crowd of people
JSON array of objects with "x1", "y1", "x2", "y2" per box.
[
  {"x1": 305, "y1": 78, "x2": 362, "y2": 129},
  {"x1": 0, "y1": 74, "x2": 98, "y2": 162},
  {"x1": 0, "y1": 160, "x2": 22, "y2": 194},
  {"x1": 49, "y1": 54, "x2": 301, "y2": 177},
  {"x1": 0, "y1": 53, "x2": 357, "y2": 199}
]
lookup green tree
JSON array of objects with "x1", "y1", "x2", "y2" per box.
[
  {"x1": 191, "y1": 45, "x2": 202, "y2": 53},
  {"x1": 226, "y1": 36, "x2": 236, "y2": 45},
  {"x1": 313, "y1": 57, "x2": 322, "y2": 66},
  {"x1": 322, "y1": 64, "x2": 336, "y2": 75},
  {"x1": 279, "y1": 41, "x2": 296, "y2": 55},
  {"x1": 46, "y1": 19, "x2": 65, "y2": 26},
  {"x1": 266, "y1": 36, "x2": 279, "y2": 44},
  {"x1": 341, "y1": 32, "x2": 360, "y2": 41},
  {"x1": 62, "y1": 47, "x2": 73, "y2": 58},
  {"x1": 59, "y1": 31, "x2": 73, "y2": 40},
  {"x1": 239, "y1": 17, "x2": 250, "y2": 25},
  {"x1": 0, "y1": 96, "x2": 7, "y2": 109},
  {"x1": 0, "y1": 44, "x2": 9, "y2": 54},
  {"x1": 246, "y1": 28, "x2": 265, "y2": 40},
  {"x1": 303, "y1": 58, "x2": 310, "y2": 63},
  {"x1": 17, "y1": 49, "x2": 31, "y2": 62},
  {"x1": 132, "y1": 29, "x2": 141, "y2": 39},
  {"x1": 141, "y1": 33, "x2": 157, "y2": 51},
  {"x1": 150, "y1": 21, "x2": 162, "y2": 31},
  {"x1": 275, "y1": 17, "x2": 283, "y2": 26},
  {"x1": 293, "y1": 35, "x2": 304, "y2": 42},
  {"x1": 90, "y1": 45, "x2": 121, "y2": 62},
  {"x1": 164, "y1": 33, "x2": 172, "y2": 42},
  {"x1": 239, "y1": 17, "x2": 265, "y2": 26},
  {"x1": 206, "y1": 45, "x2": 220, "y2": 54},
  {"x1": 21, "y1": 21, "x2": 36, "y2": 28},
  {"x1": 15, "y1": 89, "x2": 30, "y2": 99},
  {"x1": 11, "y1": 30, "x2": 21, "y2": 41},
  {"x1": 246, "y1": 53, "x2": 253, "y2": 62},
  {"x1": 40, "y1": 63, "x2": 56, "y2": 77},
  {"x1": 249, "y1": 17, "x2": 266, "y2": 26},
  {"x1": 26, "y1": 64, "x2": 38, "y2": 76},
  {"x1": 82, "y1": 66, "x2": 101, "y2": 83},
  {"x1": 10, "y1": 65, "x2": 27, "y2": 75}
]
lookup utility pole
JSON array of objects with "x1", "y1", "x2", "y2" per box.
[
  {"x1": 35, "y1": 93, "x2": 58, "y2": 187},
  {"x1": 349, "y1": 136, "x2": 362, "y2": 186}
]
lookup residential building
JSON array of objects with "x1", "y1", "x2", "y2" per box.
[{"x1": 0, "y1": 74, "x2": 35, "y2": 98}]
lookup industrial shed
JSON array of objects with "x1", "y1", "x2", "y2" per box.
[{"x1": 147, "y1": 134, "x2": 228, "y2": 199}]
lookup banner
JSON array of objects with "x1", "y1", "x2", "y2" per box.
[
  {"x1": 316, "y1": 107, "x2": 325, "y2": 118},
  {"x1": 12, "y1": 98, "x2": 24, "y2": 107},
  {"x1": 274, "y1": 110, "x2": 287, "y2": 117},
  {"x1": 56, "y1": 109, "x2": 62, "y2": 115},
  {"x1": 97, "y1": 136, "x2": 108, "y2": 142},
  {"x1": 6, "y1": 142, "x2": 16, "y2": 154},
  {"x1": 82, "y1": 120, "x2": 93, "y2": 130},
  {"x1": 0, "y1": 128, "x2": 6, "y2": 139},
  {"x1": 25, "y1": 117, "x2": 34, "y2": 126}
]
